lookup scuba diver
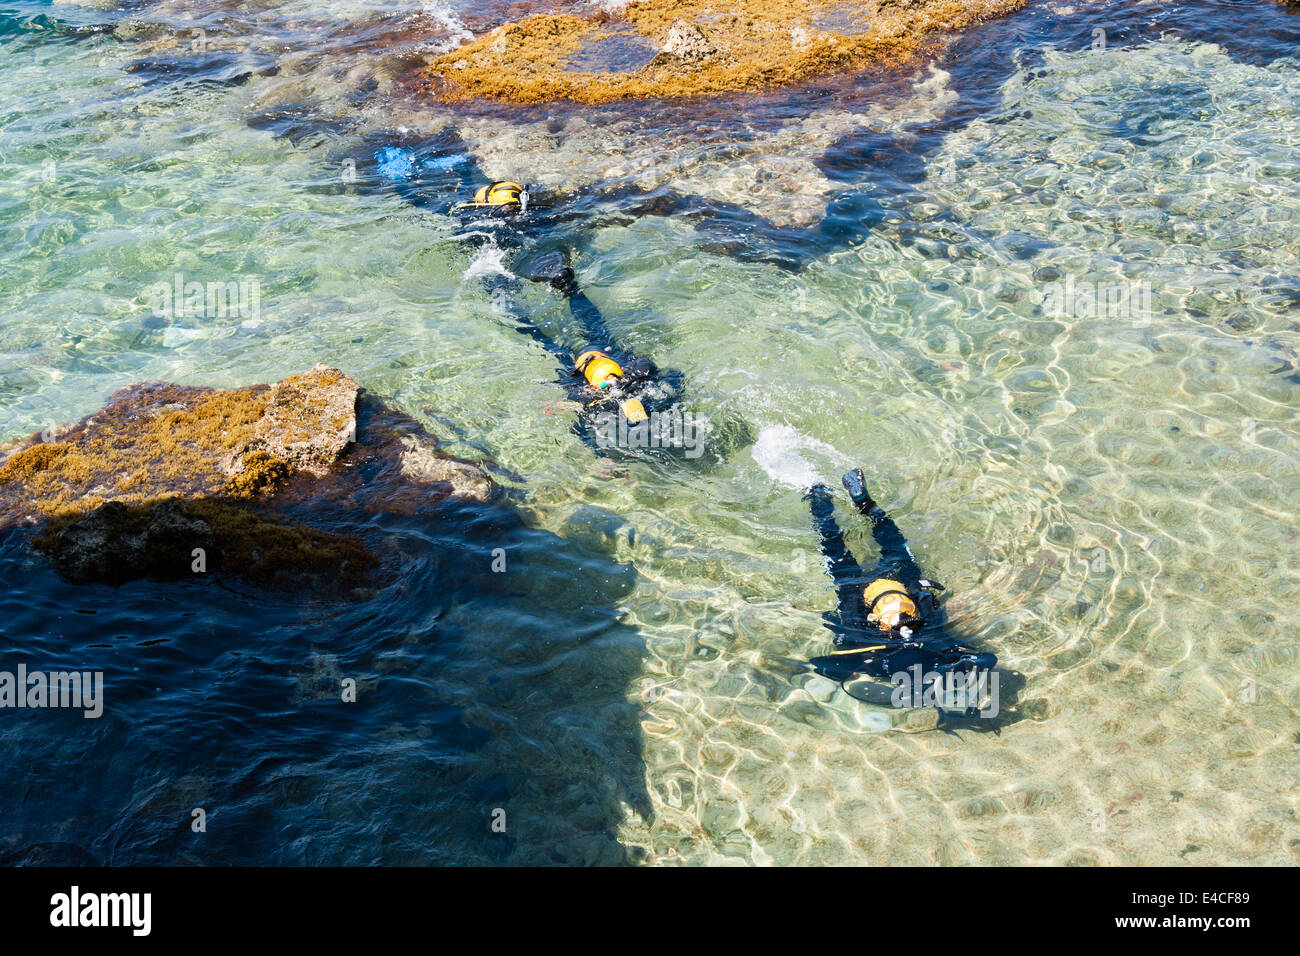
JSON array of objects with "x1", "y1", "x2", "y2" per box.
[
  {"x1": 447, "y1": 178, "x2": 685, "y2": 455},
  {"x1": 371, "y1": 141, "x2": 740, "y2": 461},
  {"x1": 804, "y1": 467, "x2": 997, "y2": 716}
]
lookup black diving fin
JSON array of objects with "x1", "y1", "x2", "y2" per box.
[{"x1": 518, "y1": 249, "x2": 576, "y2": 295}]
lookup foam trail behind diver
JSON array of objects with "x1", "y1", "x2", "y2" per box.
[
  {"x1": 752, "y1": 425, "x2": 854, "y2": 490},
  {"x1": 463, "y1": 238, "x2": 512, "y2": 281}
]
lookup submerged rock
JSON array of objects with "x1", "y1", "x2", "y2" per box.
[
  {"x1": 0, "y1": 365, "x2": 497, "y2": 587},
  {"x1": 39, "y1": 498, "x2": 378, "y2": 588},
  {"x1": 43, "y1": 499, "x2": 210, "y2": 584}
]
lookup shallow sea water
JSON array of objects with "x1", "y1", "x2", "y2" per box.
[{"x1": 0, "y1": 0, "x2": 1297, "y2": 864}]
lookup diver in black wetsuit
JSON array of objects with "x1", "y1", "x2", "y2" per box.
[
  {"x1": 448, "y1": 180, "x2": 684, "y2": 453},
  {"x1": 804, "y1": 467, "x2": 996, "y2": 711}
]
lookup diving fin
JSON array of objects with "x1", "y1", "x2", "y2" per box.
[
  {"x1": 519, "y1": 250, "x2": 576, "y2": 294},
  {"x1": 841, "y1": 467, "x2": 876, "y2": 514}
]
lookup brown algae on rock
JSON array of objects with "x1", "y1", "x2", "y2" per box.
[
  {"x1": 223, "y1": 450, "x2": 295, "y2": 499},
  {"x1": 0, "y1": 379, "x2": 276, "y2": 526},
  {"x1": 0, "y1": 364, "x2": 497, "y2": 587},
  {"x1": 426, "y1": 0, "x2": 1031, "y2": 104}
]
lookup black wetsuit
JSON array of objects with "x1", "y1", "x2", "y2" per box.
[
  {"x1": 804, "y1": 485, "x2": 995, "y2": 685},
  {"x1": 365, "y1": 140, "x2": 683, "y2": 452},
  {"x1": 450, "y1": 201, "x2": 683, "y2": 453}
]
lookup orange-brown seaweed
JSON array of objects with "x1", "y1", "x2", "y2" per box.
[{"x1": 427, "y1": 0, "x2": 1031, "y2": 104}]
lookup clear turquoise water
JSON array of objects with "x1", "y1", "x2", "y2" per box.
[{"x1": 1, "y1": 0, "x2": 1298, "y2": 864}]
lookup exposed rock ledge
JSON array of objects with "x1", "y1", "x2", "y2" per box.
[
  {"x1": 426, "y1": 0, "x2": 1031, "y2": 104},
  {"x1": 0, "y1": 365, "x2": 497, "y2": 586}
]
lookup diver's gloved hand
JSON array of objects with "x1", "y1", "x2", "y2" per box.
[
  {"x1": 894, "y1": 620, "x2": 924, "y2": 644},
  {"x1": 374, "y1": 146, "x2": 415, "y2": 181},
  {"x1": 841, "y1": 467, "x2": 876, "y2": 514}
]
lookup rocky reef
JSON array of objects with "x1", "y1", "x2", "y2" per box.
[
  {"x1": 0, "y1": 365, "x2": 496, "y2": 586},
  {"x1": 426, "y1": 0, "x2": 1030, "y2": 104}
]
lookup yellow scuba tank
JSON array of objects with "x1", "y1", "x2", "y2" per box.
[
  {"x1": 575, "y1": 350, "x2": 623, "y2": 389},
  {"x1": 476, "y1": 181, "x2": 525, "y2": 206},
  {"x1": 862, "y1": 578, "x2": 918, "y2": 632},
  {"x1": 452, "y1": 181, "x2": 527, "y2": 212},
  {"x1": 574, "y1": 351, "x2": 650, "y2": 424}
]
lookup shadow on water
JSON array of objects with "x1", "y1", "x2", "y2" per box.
[{"x1": 0, "y1": 454, "x2": 653, "y2": 867}]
